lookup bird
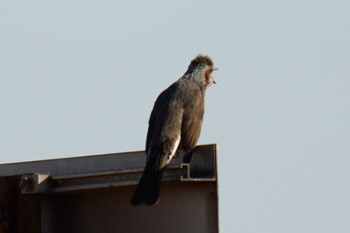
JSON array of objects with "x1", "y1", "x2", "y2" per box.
[{"x1": 131, "y1": 54, "x2": 217, "y2": 206}]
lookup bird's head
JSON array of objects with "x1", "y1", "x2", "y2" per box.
[{"x1": 185, "y1": 54, "x2": 217, "y2": 87}]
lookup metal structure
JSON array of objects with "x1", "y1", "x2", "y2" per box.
[{"x1": 0, "y1": 144, "x2": 219, "y2": 233}]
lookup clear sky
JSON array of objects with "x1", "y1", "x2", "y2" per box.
[{"x1": 1, "y1": 1, "x2": 349, "y2": 232}]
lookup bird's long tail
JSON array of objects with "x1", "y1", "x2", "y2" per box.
[{"x1": 131, "y1": 166, "x2": 164, "y2": 206}]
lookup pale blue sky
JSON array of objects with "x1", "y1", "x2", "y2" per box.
[{"x1": 1, "y1": 1, "x2": 349, "y2": 232}]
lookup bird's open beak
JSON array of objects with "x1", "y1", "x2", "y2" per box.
[{"x1": 212, "y1": 68, "x2": 218, "y2": 84}]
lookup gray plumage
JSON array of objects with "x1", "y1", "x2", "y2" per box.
[{"x1": 131, "y1": 55, "x2": 216, "y2": 206}]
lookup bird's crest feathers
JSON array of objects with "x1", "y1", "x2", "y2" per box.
[{"x1": 188, "y1": 55, "x2": 214, "y2": 71}]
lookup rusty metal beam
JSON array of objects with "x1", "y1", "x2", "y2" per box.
[{"x1": 0, "y1": 144, "x2": 219, "y2": 233}]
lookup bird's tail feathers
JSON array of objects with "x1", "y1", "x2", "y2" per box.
[{"x1": 131, "y1": 167, "x2": 164, "y2": 206}]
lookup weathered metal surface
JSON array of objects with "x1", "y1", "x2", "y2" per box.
[
  {"x1": 0, "y1": 144, "x2": 219, "y2": 233},
  {"x1": 0, "y1": 177, "x2": 19, "y2": 233},
  {"x1": 40, "y1": 183, "x2": 218, "y2": 233}
]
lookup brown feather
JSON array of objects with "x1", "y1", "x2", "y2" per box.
[{"x1": 180, "y1": 90, "x2": 205, "y2": 152}]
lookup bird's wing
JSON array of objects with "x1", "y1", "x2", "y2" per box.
[
  {"x1": 145, "y1": 102, "x2": 160, "y2": 155},
  {"x1": 145, "y1": 84, "x2": 175, "y2": 154},
  {"x1": 145, "y1": 83, "x2": 183, "y2": 167},
  {"x1": 132, "y1": 83, "x2": 182, "y2": 206}
]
